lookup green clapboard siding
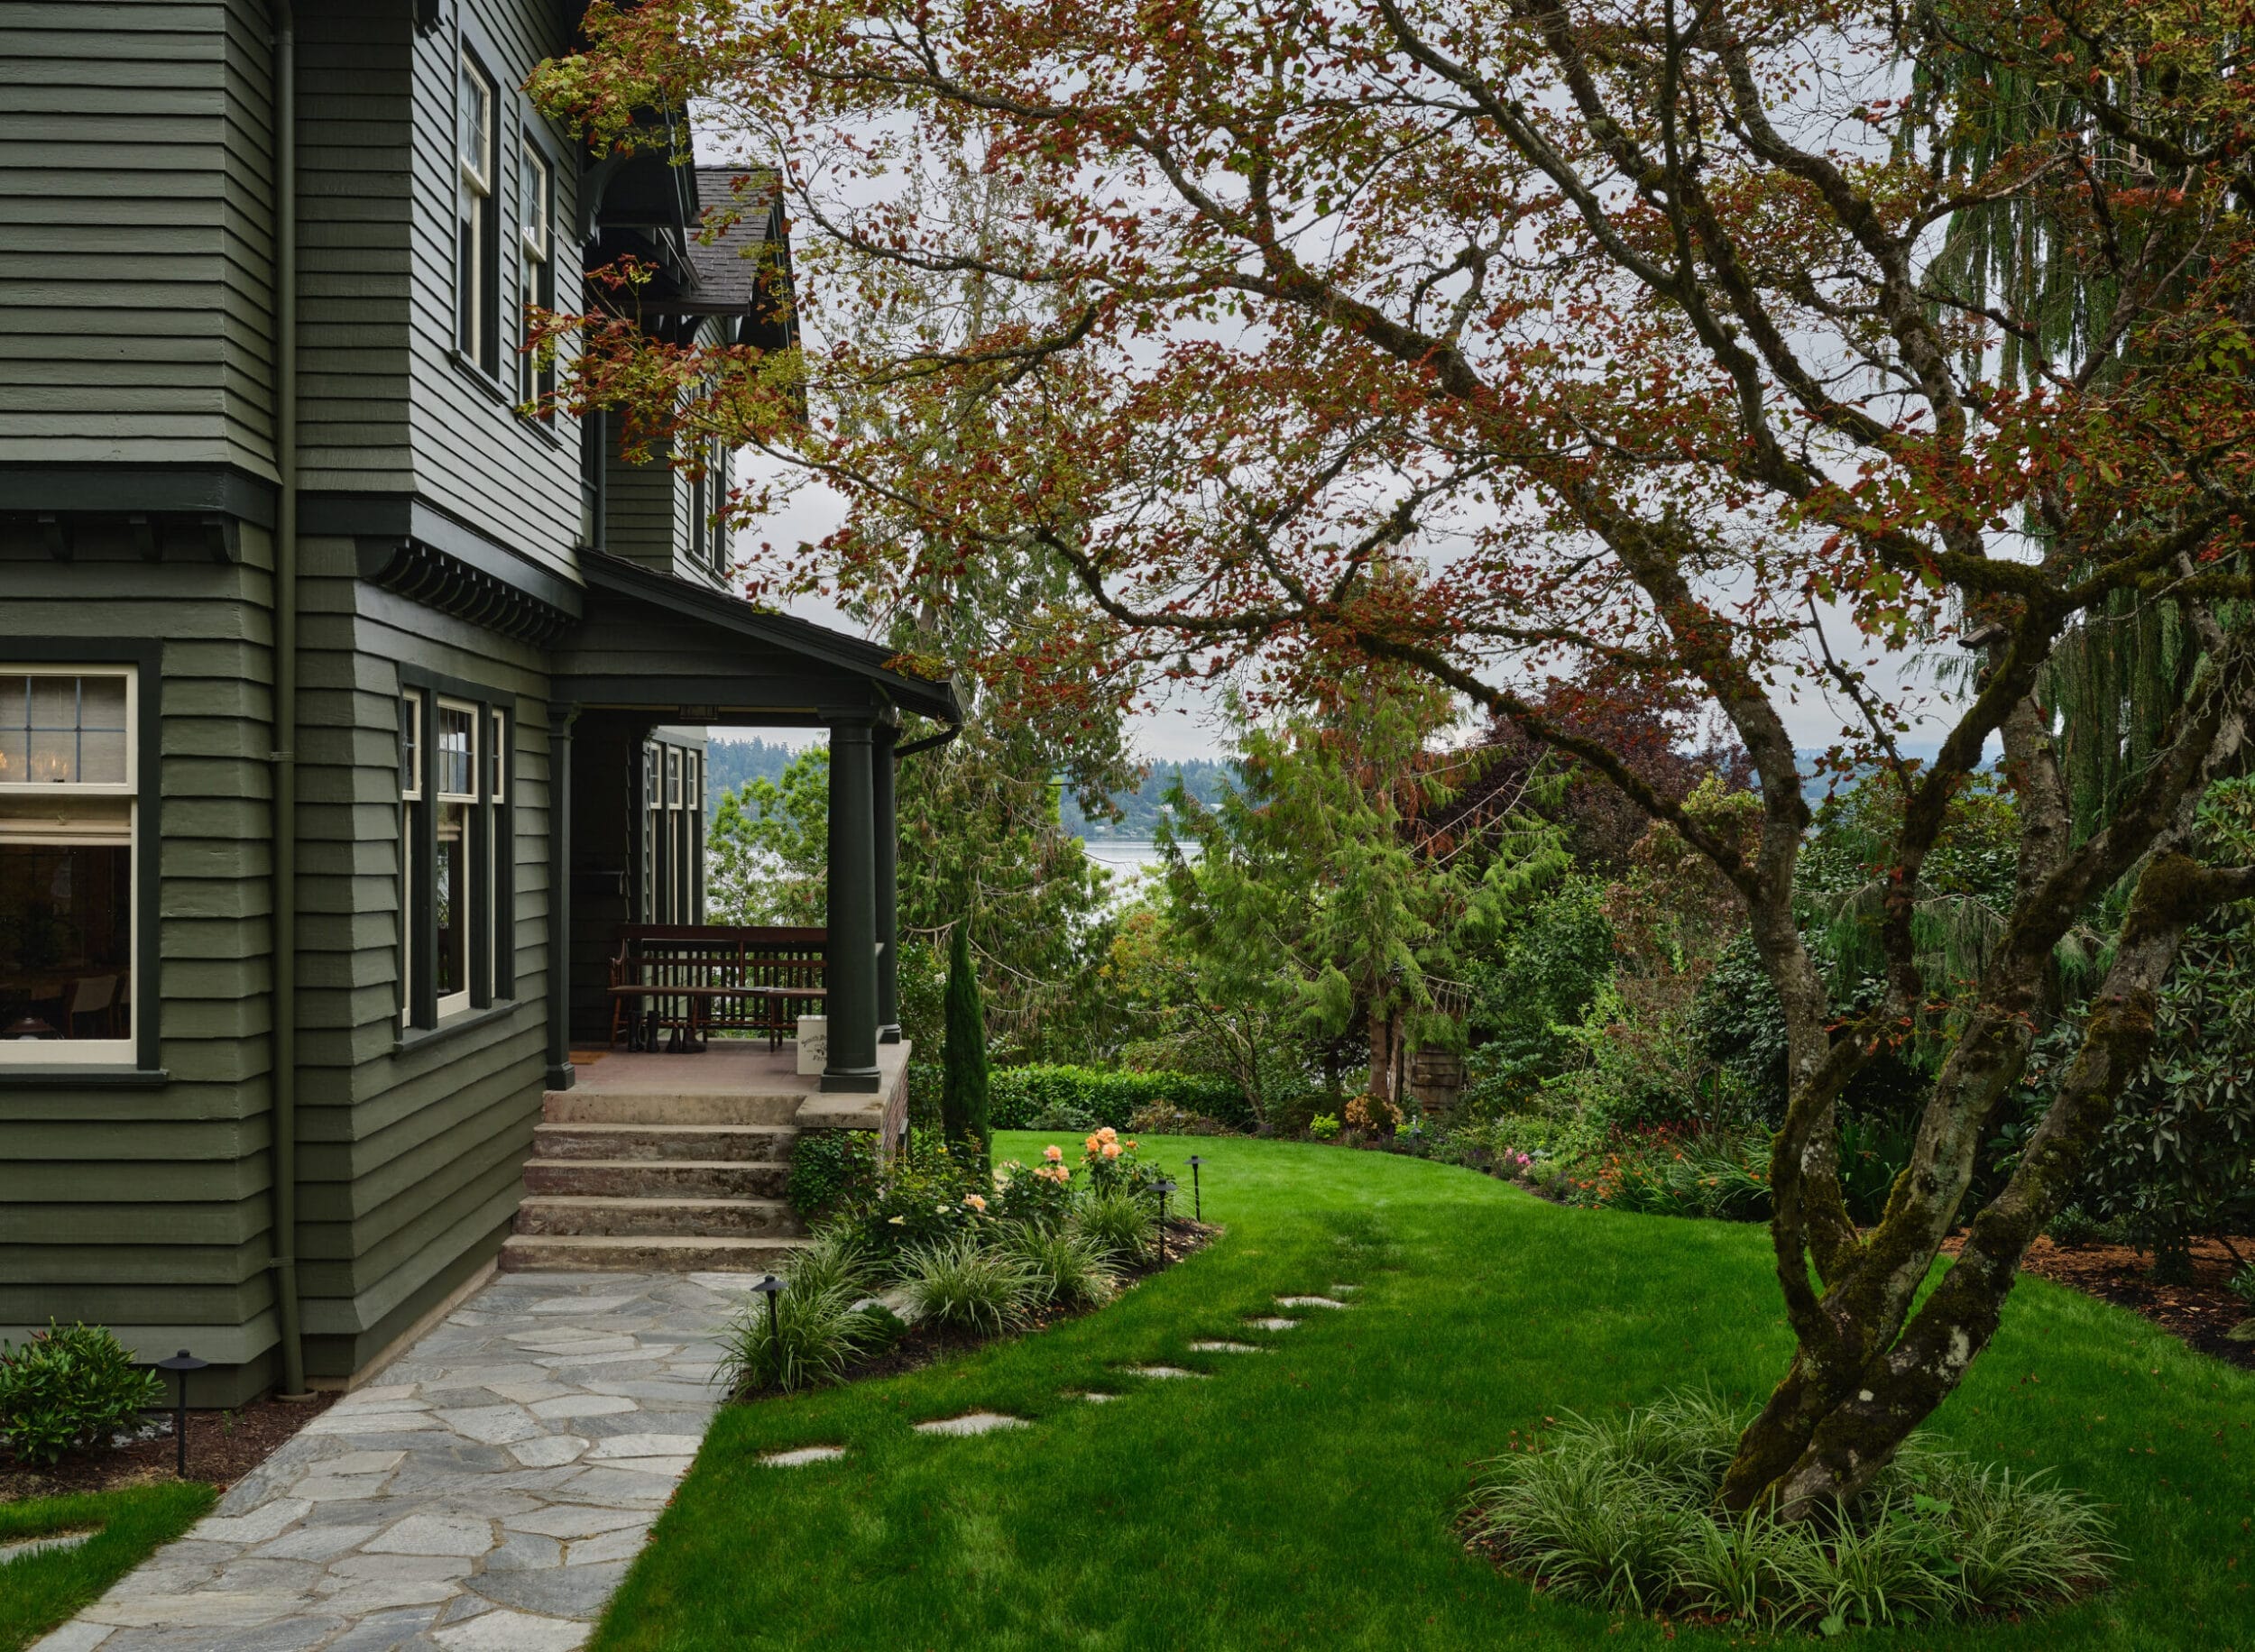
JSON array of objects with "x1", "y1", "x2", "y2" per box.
[{"x1": 0, "y1": 0, "x2": 277, "y2": 476}]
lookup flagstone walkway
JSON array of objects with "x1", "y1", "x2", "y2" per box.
[{"x1": 37, "y1": 1271, "x2": 753, "y2": 1652}]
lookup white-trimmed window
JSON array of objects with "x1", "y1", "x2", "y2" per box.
[
  {"x1": 518, "y1": 140, "x2": 554, "y2": 409},
  {"x1": 456, "y1": 50, "x2": 498, "y2": 372},
  {"x1": 399, "y1": 686, "x2": 511, "y2": 1030},
  {"x1": 0, "y1": 668, "x2": 136, "y2": 1062}
]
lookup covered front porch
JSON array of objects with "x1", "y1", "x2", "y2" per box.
[{"x1": 505, "y1": 555, "x2": 957, "y2": 1270}]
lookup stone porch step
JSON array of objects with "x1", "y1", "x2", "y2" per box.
[
  {"x1": 532, "y1": 1123, "x2": 796, "y2": 1162},
  {"x1": 521, "y1": 1159, "x2": 791, "y2": 1200},
  {"x1": 514, "y1": 1195, "x2": 805, "y2": 1239},
  {"x1": 542, "y1": 1089, "x2": 804, "y2": 1127},
  {"x1": 499, "y1": 1233, "x2": 816, "y2": 1272}
]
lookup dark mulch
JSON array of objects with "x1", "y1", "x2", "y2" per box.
[
  {"x1": 755, "y1": 1219, "x2": 1221, "y2": 1396},
  {"x1": 2005, "y1": 1234, "x2": 2255, "y2": 1370},
  {"x1": 1, "y1": 1390, "x2": 337, "y2": 1504}
]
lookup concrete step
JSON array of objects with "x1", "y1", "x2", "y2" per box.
[
  {"x1": 542, "y1": 1089, "x2": 804, "y2": 1127},
  {"x1": 532, "y1": 1123, "x2": 796, "y2": 1162},
  {"x1": 521, "y1": 1159, "x2": 791, "y2": 1200},
  {"x1": 500, "y1": 1233, "x2": 816, "y2": 1273},
  {"x1": 513, "y1": 1195, "x2": 805, "y2": 1239}
]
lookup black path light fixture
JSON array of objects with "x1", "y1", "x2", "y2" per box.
[
  {"x1": 1150, "y1": 1178, "x2": 1179, "y2": 1265},
  {"x1": 750, "y1": 1273, "x2": 785, "y2": 1345},
  {"x1": 1185, "y1": 1155, "x2": 1204, "y2": 1222},
  {"x1": 154, "y1": 1350, "x2": 208, "y2": 1478}
]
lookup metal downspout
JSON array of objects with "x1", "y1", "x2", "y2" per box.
[{"x1": 271, "y1": 0, "x2": 308, "y2": 1400}]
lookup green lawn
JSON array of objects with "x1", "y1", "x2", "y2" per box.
[
  {"x1": 595, "y1": 1133, "x2": 2255, "y2": 1650},
  {"x1": 0, "y1": 1482, "x2": 215, "y2": 1651}
]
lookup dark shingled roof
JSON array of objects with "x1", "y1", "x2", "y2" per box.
[{"x1": 687, "y1": 167, "x2": 785, "y2": 308}]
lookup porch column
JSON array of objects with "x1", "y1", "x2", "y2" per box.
[
  {"x1": 545, "y1": 704, "x2": 577, "y2": 1090},
  {"x1": 874, "y1": 720, "x2": 901, "y2": 1043},
  {"x1": 822, "y1": 717, "x2": 881, "y2": 1091}
]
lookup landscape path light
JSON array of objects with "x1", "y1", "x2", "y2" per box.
[
  {"x1": 751, "y1": 1273, "x2": 785, "y2": 1347},
  {"x1": 154, "y1": 1350, "x2": 208, "y2": 1478},
  {"x1": 1186, "y1": 1155, "x2": 1203, "y2": 1222},
  {"x1": 1151, "y1": 1178, "x2": 1179, "y2": 1264}
]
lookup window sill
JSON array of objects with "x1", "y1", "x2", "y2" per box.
[
  {"x1": 0, "y1": 1066, "x2": 170, "y2": 1090},
  {"x1": 449, "y1": 349, "x2": 515, "y2": 407},
  {"x1": 396, "y1": 998, "x2": 520, "y2": 1055}
]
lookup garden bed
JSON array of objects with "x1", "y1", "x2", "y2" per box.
[
  {"x1": 1946, "y1": 1234, "x2": 2255, "y2": 1372},
  {"x1": 1, "y1": 1390, "x2": 334, "y2": 1504},
  {"x1": 803, "y1": 1217, "x2": 1220, "y2": 1394}
]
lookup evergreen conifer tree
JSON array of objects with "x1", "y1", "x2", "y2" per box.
[{"x1": 940, "y1": 922, "x2": 990, "y2": 1167}]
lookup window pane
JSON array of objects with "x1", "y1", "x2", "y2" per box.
[
  {"x1": 400, "y1": 694, "x2": 420, "y2": 796},
  {"x1": 0, "y1": 676, "x2": 23, "y2": 785},
  {"x1": 28, "y1": 729, "x2": 74, "y2": 785},
  {"x1": 489, "y1": 711, "x2": 505, "y2": 800},
  {"x1": 77, "y1": 730, "x2": 126, "y2": 786},
  {"x1": 437, "y1": 704, "x2": 474, "y2": 797},
  {"x1": 435, "y1": 802, "x2": 470, "y2": 1002},
  {"x1": 1, "y1": 841, "x2": 132, "y2": 1042}
]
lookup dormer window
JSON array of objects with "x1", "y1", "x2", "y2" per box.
[
  {"x1": 456, "y1": 50, "x2": 499, "y2": 374},
  {"x1": 519, "y1": 141, "x2": 555, "y2": 411}
]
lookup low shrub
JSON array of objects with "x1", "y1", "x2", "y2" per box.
[
  {"x1": 784, "y1": 1228, "x2": 874, "y2": 1302},
  {"x1": 0, "y1": 1323, "x2": 165, "y2": 1468},
  {"x1": 786, "y1": 1129, "x2": 880, "y2": 1223},
  {"x1": 715, "y1": 1274, "x2": 882, "y2": 1397},
  {"x1": 833, "y1": 1138, "x2": 989, "y2": 1267},
  {"x1": 1124, "y1": 1102, "x2": 1236, "y2": 1136},
  {"x1": 1076, "y1": 1126, "x2": 1161, "y2": 1198},
  {"x1": 989, "y1": 1065, "x2": 1253, "y2": 1133},
  {"x1": 897, "y1": 1235, "x2": 1039, "y2": 1335},
  {"x1": 1074, "y1": 1189, "x2": 1156, "y2": 1265},
  {"x1": 1002, "y1": 1224, "x2": 1120, "y2": 1309},
  {"x1": 2048, "y1": 1204, "x2": 2125, "y2": 1248},
  {"x1": 1027, "y1": 1101, "x2": 1100, "y2": 1132},
  {"x1": 2232, "y1": 1264, "x2": 2255, "y2": 1308},
  {"x1": 989, "y1": 1150, "x2": 1078, "y2": 1229},
  {"x1": 1309, "y1": 1113, "x2": 1341, "y2": 1142},
  {"x1": 1542, "y1": 1126, "x2": 1772, "y2": 1222},
  {"x1": 1467, "y1": 1392, "x2": 2112, "y2": 1631}
]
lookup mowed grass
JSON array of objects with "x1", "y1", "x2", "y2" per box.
[
  {"x1": 594, "y1": 1133, "x2": 2255, "y2": 1650},
  {"x1": 0, "y1": 1481, "x2": 215, "y2": 1651}
]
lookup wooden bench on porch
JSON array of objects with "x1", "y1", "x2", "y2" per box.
[{"x1": 606, "y1": 924, "x2": 829, "y2": 1051}]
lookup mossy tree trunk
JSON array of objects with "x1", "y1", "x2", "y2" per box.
[
  {"x1": 1717, "y1": 656, "x2": 2255, "y2": 1519},
  {"x1": 940, "y1": 922, "x2": 990, "y2": 1169}
]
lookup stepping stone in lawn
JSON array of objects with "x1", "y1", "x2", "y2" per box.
[
  {"x1": 1329, "y1": 1284, "x2": 1361, "y2": 1294},
  {"x1": 761, "y1": 1446, "x2": 847, "y2": 1467},
  {"x1": 1275, "y1": 1296, "x2": 1350, "y2": 1309},
  {"x1": 914, "y1": 1412, "x2": 1029, "y2": 1437},
  {"x1": 1189, "y1": 1341, "x2": 1265, "y2": 1354},
  {"x1": 1246, "y1": 1317, "x2": 1300, "y2": 1331},
  {"x1": 1077, "y1": 1391, "x2": 1118, "y2": 1404},
  {"x1": 1122, "y1": 1365, "x2": 1206, "y2": 1380}
]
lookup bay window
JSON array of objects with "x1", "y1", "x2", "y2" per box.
[
  {"x1": 456, "y1": 49, "x2": 499, "y2": 374},
  {"x1": 518, "y1": 139, "x2": 554, "y2": 410},
  {"x1": 0, "y1": 668, "x2": 137, "y2": 1063}
]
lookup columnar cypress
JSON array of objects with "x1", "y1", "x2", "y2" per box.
[{"x1": 940, "y1": 921, "x2": 990, "y2": 1167}]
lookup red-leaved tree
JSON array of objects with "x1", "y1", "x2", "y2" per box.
[{"x1": 531, "y1": 0, "x2": 2255, "y2": 1514}]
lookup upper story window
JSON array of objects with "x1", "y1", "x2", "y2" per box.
[
  {"x1": 456, "y1": 50, "x2": 500, "y2": 376},
  {"x1": 519, "y1": 141, "x2": 555, "y2": 412},
  {"x1": 0, "y1": 669, "x2": 137, "y2": 1063}
]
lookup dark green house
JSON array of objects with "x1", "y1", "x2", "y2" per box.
[{"x1": 0, "y1": 0, "x2": 955, "y2": 1404}]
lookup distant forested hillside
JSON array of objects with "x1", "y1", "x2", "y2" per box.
[
  {"x1": 1063, "y1": 758, "x2": 1235, "y2": 840},
  {"x1": 704, "y1": 737, "x2": 1232, "y2": 841}
]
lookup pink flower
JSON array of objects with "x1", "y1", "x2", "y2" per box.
[
  {"x1": 1516, "y1": 1152, "x2": 1531, "y2": 1167},
  {"x1": 1101, "y1": 1143, "x2": 1122, "y2": 1160},
  {"x1": 1043, "y1": 1145, "x2": 1064, "y2": 1163},
  {"x1": 1097, "y1": 1127, "x2": 1119, "y2": 1144},
  {"x1": 963, "y1": 1193, "x2": 988, "y2": 1213}
]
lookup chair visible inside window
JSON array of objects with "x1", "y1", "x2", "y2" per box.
[{"x1": 63, "y1": 973, "x2": 121, "y2": 1039}]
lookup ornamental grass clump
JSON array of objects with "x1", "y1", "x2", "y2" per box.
[
  {"x1": 715, "y1": 1262, "x2": 882, "y2": 1398},
  {"x1": 1003, "y1": 1224, "x2": 1119, "y2": 1309},
  {"x1": 897, "y1": 1234, "x2": 1038, "y2": 1335},
  {"x1": 1073, "y1": 1189, "x2": 1156, "y2": 1265},
  {"x1": 1466, "y1": 1391, "x2": 2112, "y2": 1631}
]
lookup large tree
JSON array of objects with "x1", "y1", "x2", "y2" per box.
[{"x1": 535, "y1": 0, "x2": 2255, "y2": 1515}]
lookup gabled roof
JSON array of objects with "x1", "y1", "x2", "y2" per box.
[{"x1": 686, "y1": 167, "x2": 786, "y2": 311}]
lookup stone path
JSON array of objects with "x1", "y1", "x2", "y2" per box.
[{"x1": 38, "y1": 1271, "x2": 750, "y2": 1652}]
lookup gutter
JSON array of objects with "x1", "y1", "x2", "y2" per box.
[
  {"x1": 270, "y1": 0, "x2": 308, "y2": 1401},
  {"x1": 893, "y1": 726, "x2": 961, "y2": 761}
]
